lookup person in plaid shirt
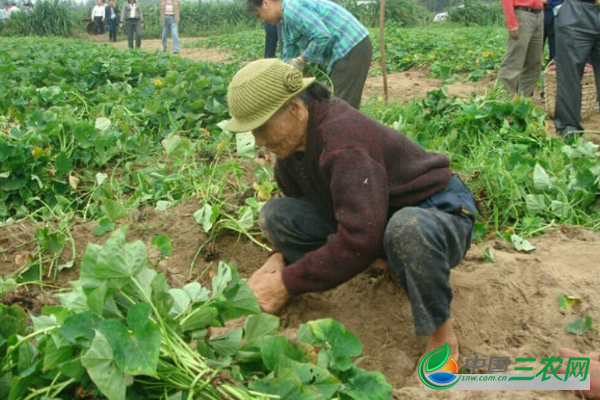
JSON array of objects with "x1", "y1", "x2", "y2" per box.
[{"x1": 246, "y1": 0, "x2": 372, "y2": 109}]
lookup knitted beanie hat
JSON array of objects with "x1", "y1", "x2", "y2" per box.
[{"x1": 225, "y1": 59, "x2": 315, "y2": 133}]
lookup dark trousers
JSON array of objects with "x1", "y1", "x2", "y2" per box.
[
  {"x1": 107, "y1": 18, "x2": 118, "y2": 42},
  {"x1": 259, "y1": 176, "x2": 476, "y2": 336},
  {"x1": 543, "y1": 7, "x2": 556, "y2": 62},
  {"x1": 329, "y1": 36, "x2": 373, "y2": 109},
  {"x1": 554, "y1": 0, "x2": 600, "y2": 136},
  {"x1": 93, "y1": 16, "x2": 104, "y2": 35},
  {"x1": 264, "y1": 23, "x2": 278, "y2": 58},
  {"x1": 124, "y1": 18, "x2": 142, "y2": 49}
]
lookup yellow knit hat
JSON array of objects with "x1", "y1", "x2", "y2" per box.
[{"x1": 225, "y1": 59, "x2": 315, "y2": 133}]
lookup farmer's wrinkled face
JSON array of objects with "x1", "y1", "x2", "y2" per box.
[
  {"x1": 253, "y1": 0, "x2": 282, "y2": 25},
  {"x1": 252, "y1": 98, "x2": 308, "y2": 159}
]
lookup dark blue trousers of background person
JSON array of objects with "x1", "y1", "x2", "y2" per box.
[
  {"x1": 93, "y1": 16, "x2": 104, "y2": 35},
  {"x1": 264, "y1": 23, "x2": 278, "y2": 58},
  {"x1": 107, "y1": 18, "x2": 118, "y2": 42},
  {"x1": 263, "y1": 23, "x2": 283, "y2": 59},
  {"x1": 543, "y1": 4, "x2": 556, "y2": 62}
]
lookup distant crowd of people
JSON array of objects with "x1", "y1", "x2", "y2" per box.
[
  {"x1": 1, "y1": 2, "x2": 32, "y2": 19},
  {"x1": 89, "y1": 0, "x2": 179, "y2": 53}
]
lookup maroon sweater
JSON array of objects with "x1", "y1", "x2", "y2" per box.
[{"x1": 276, "y1": 99, "x2": 452, "y2": 295}]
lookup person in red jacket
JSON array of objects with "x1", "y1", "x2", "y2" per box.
[
  {"x1": 498, "y1": 0, "x2": 544, "y2": 97},
  {"x1": 224, "y1": 59, "x2": 477, "y2": 361}
]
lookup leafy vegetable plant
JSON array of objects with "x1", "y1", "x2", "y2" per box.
[{"x1": 0, "y1": 227, "x2": 392, "y2": 400}]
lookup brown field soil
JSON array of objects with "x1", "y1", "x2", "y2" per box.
[{"x1": 1, "y1": 35, "x2": 599, "y2": 399}]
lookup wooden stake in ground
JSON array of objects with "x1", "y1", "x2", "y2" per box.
[{"x1": 379, "y1": 0, "x2": 388, "y2": 103}]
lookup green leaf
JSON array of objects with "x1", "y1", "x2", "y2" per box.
[
  {"x1": 576, "y1": 168, "x2": 596, "y2": 190},
  {"x1": 249, "y1": 377, "x2": 317, "y2": 400},
  {"x1": 278, "y1": 357, "x2": 340, "y2": 399},
  {"x1": 182, "y1": 282, "x2": 209, "y2": 304},
  {"x1": 31, "y1": 314, "x2": 58, "y2": 332},
  {"x1": 425, "y1": 343, "x2": 449, "y2": 373},
  {"x1": 0, "y1": 277, "x2": 17, "y2": 296},
  {"x1": 558, "y1": 295, "x2": 582, "y2": 310},
  {"x1": 54, "y1": 151, "x2": 73, "y2": 175},
  {"x1": 180, "y1": 304, "x2": 217, "y2": 333},
  {"x1": 151, "y1": 234, "x2": 172, "y2": 257},
  {"x1": 93, "y1": 217, "x2": 116, "y2": 236},
  {"x1": 236, "y1": 131, "x2": 255, "y2": 159},
  {"x1": 565, "y1": 316, "x2": 593, "y2": 336},
  {"x1": 168, "y1": 288, "x2": 191, "y2": 316},
  {"x1": 194, "y1": 204, "x2": 219, "y2": 233},
  {"x1": 532, "y1": 163, "x2": 551, "y2": 191},
  {"x1": 99, "y1": 314, "x2": 161, "y2": 376},
  {"x1": 551, "y1": 200, "x2": 568, "y2": 218},
  {"x1": 236, "y1": 206, "x2": 254, "y2": 231},
  {"x1": 93, "y1": 227, "x2": 147, "y2": 281},
  {"x1": 0, "y1": 304, "x2": 27, "y2": 339},
  {"x1": 58, "y1": 312, "x2": 102, "y2": 346},
  {"x1": 94, "y1": 117, "x2": 111, "y2": 132},
  {"x1": 299, "y1": 318, "x2": 362, "y2": 372},
  {"x1": 43, "y1": 337, "x2": 73, "y2": 372},
  {"x1": 244, "y1": 314, "x2": 280, "y2": 341},
  {"x1": 212, "y1": 261, "x2": 232, "y2": 299},
  {"x1": 96, "y1": 172, "x2": 108, "y2": 186},
  {"x1": 260, "y1": 336, "x2": 304, "y2": 371},
  {"x1": 102, "y1": 199, "x2": 127, "y2": 222},
  {"x1": 525, "y1": 194, "x2": 546, "y2": 215},
  {"x1": 214, "y1": 264, "x2": 261, "y2": 320},
  {"x1": 209, "y1": 327, "x2": 243, "y2": 356},
  {"x1": 162, "y1": 133, "x2": 194, "y2": 157},
  {"x1": 338, "y1": 368, "x2": 393, "y2": 400},
  {"x1": 483, "y1": 247, "x2": 495, "y2": 263},
  {"x1": 81, "y1": 331, "x2": 126, "y2": 400},
  {"x1": 510, "y1": 234, "x2": 536, "y2": 252}
]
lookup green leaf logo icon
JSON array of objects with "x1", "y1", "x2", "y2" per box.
[
  {"x1": 425, "y1": 343, "x2": 449, "y2": 373},
  {"x1": 418, "y1": 343, "x2": 460, "y2": 390}
]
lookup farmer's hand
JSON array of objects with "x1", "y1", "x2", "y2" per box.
[
  {"x1": 246, "y1": 252, "x2": 291, "y2": 314},
  {"x1": 288, "y1": 57, "x2": 306, "y2": 72},
  {"x1": 509, "y1": 26, "x2": 518, "y2": 39},
  {"x1": 141, "y1": 22, "x2": 145, "y2": 28}
]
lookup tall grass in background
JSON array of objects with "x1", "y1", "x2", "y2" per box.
[
  {"x1": 0, "y1": 0, "x2": 79, "y2": 36},
  {"x1": 341, "y1": 0, "x2": 431, "y2": 27},
  {"x1": 447, "y1": 0, "x2": 504, "y2": 26}
]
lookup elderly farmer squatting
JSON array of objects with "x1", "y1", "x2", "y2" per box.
[{"x1": 225, "y1": 59, "x2": 477, "y2": 362}]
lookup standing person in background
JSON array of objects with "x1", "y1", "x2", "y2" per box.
[
  {"x1": 542, "y1": 0, "x2": 563, "y2": 63},
  {"x1": 8, "y1": 2, "x2": 18, "y2": 15},
  {"x1": 159, "y1": 0, "x2": 180, "y2": 54},
  {"x1": 91, "y1": 1, "x2": 105, "y2": 35},
  {"x1": 553, "y1": 0, "x2": 600, "y2": 139},
  {"x1": 1, "y1": 4, "x2": 9, "y2": 19},
  {"x1": 246, "y1": 0, "x2": 372, "y2": 110},
  {"x1": 91, "y1": 0, "x2": 105, "y2": 35},
  {"x1": 106, "y1": 0, "x2": 119, "y2": 42},
  {"x1": 497, "y1": 0, "x2": 544, "y2": 97},
  {"x1": 120, "y1": 0, "x2": 144, "y2": 49}
]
